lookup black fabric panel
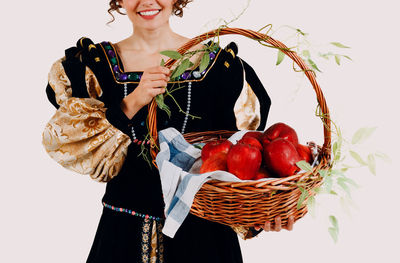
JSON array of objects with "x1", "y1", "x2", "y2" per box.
[{"x1": 163, "y1": 214, "x2": 243, "y2": 263}]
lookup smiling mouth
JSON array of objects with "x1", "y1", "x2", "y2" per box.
[{"x1": 137, "y1": 9, "x2": 161, "y2": 17}]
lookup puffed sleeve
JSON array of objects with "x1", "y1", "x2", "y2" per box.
[
  {"x1": 216, "y1": 42, "x2": 271, "y2": 132},
  {"x1": 42, "y1": 55, "x2": 132, "y2": 182},
  {"x1": 233, "y1": 57, "x2": 271, "y2": 131}
]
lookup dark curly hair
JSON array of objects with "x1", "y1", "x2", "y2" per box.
[{"x1": 107, "y1": 0, "x2": 193, "y2": 24}]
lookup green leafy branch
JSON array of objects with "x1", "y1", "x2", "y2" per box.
[
  {"x1": 269, "y1": 25, "x2": 352, "y2": 74},
  {"x1": 295, "y1": 121, "x2": 390, "y2": 243}
]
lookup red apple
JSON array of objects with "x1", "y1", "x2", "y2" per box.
[
  {"x1": 263, "y1": 138, "x2": 301, "y2": 177},
  {"x1": 201, "y1": 139, "x2": 233, "y2": 161},
  {"x1": 262, "y1": 122, "x2": 299, "y2": 146},
  {"x1": 200, "y1": 152, "x2": 228, "y2": 173},
  {"x1": 242, "y1": 131, "x2": 264, "y2": 142},
  {"x1": 253, "y1": 166, "x2": 271, "y2": 180},
  {"x1": 227, "y1": 143, "x2": 262, "y2": 180},
  {"x1": 296, "y1": 144, "x2": 313, "y2": 164},
  {"x1": 238, "y1": 136, "x2": 263, "y2": 151}
]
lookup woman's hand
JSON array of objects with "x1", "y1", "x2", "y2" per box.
[
  {"x1": 254, "y1": 215, "x2": 295, "y2": 232},
  {"x1": 121, "y1": 66, "x2": 171, "y2": 119}
]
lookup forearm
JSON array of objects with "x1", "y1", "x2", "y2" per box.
[{"x1": 120, "y1": 92, "x2": 143, "y2": 120}]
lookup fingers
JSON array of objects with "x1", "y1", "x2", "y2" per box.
[
  {"x1": 145, "y1": 73, "x2": 170, "y2": 82},
  {"x1": 146, "y1": 66, "x2": 171, "y2": 76},
  {"x1": 149, "y1": 80, "x2": 169, "y2": 89},
  {"x1": 285, "y1": 215, "x2": 295, "y2": 231},
  {"x1": 262, "y1": 215, "x2": 294, "y2": 232},
  {"x1": 274, "y1": 216, "x2": 282, "y2": 232},
  {"x1": 263, "y1": 221, "x2": 271, "y2": 232}
]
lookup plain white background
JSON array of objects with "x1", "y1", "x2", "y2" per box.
[{"x1": 1, "y1": 0, "x2": 399, "y2": 262}]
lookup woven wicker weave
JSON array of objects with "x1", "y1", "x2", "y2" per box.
[{"x1": 147, "y1": 28, "x2": 331, "y2": 228}]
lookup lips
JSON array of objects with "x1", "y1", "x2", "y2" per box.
[{"x1": 137, "y1": 9, "x2": 161, "y2": 18}]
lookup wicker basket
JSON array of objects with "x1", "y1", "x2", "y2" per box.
[{"x1": 147, "y1": 28, "x2": 332, "y2": 228}]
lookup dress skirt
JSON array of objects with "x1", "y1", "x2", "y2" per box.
[{"x1": 87, "y1": 208, "x2": 243, "y2": 263}]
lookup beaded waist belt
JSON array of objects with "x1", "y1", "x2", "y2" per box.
[{"x1": 102, "y1": 202, "x2": 164, "y2": 221}]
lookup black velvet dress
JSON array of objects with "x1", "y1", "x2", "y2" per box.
[{"x1": 44, "y1": 37, "x2": 271, "y2": 263}]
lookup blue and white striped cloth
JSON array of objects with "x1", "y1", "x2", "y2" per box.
[{"x1": 156, "y1": 128, "x2": 253, "y2": 238}]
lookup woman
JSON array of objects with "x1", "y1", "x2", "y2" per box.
[{"x1": 42, "y1": 0, "x2": 290, "y2": 262}]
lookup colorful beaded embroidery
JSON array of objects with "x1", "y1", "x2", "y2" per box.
[
  {"x1": 100, "y1": 41, "x2": 220, "y2": 83},
  {"x1": 102, "y1": 202, "x2": 164, "y2": 221}
]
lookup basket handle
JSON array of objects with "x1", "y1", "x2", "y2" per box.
[{"x1": 148, "y1": 27, "x2": 332, "y2": 165}]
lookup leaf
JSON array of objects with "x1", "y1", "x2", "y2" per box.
[
  {"x1": 314, "y1": 187, "x2": 322, "y2": 194},
  {"x1": 302, "y1": 50, "x2": 311, "y2": 58},
  {"x1": 335, "y1": 54, "x2": 341, "y2": 65},
  {"x1": 349, "y1": 151, "x2": 367, "y2": 166},
  {"x1": 155, "y1": 94, "x2": 171, "y2": 118},
  {"x1": 194, "y1": 144, "x2": 203, "y2": 150},
  {"x1": 332, "y1": 141, "x2": 338, "y2": 156},
  {"x1": 198, "y1": 52, "x2": 210, "y2": 73},
  {"x1": 160, "y1": 50, "x2": 183, "y2": 60},
  {"x1": 318, "y1": 52, "x2": 332, "y2": 60},
  {"x1": 296, "y1": 28, "x2": 307, "y2": 36},
  {"x1": 318, "y1": 169, "x2": 328, "y2": 178},
  {"x1": 276, "y1": 50, "x2": 285, "y2": 65},
  {"x1": 160, "y1": 59, "x2": 165, "y2": 66},
  {"x1": 297, "y1": 187, "x2": 308, "y2": 210},
  {"x1": 375, "y1": 152, "x2": 391, "y2": 163},
  {"x1": 170, "y1": 59, "x2": 192, "y2": 80},
  {"x1": 331, "y1": 42, "x2": 350, "y2": 48},
  {"x1": 296, "y1": 160, "x2": 313, "y2": 172},
  {"x1": 328, "y1": 215, "x2": 339, "y2": 243},
  {"x1": 330, "y1": 190, "x2": 338, "y2": 195},
  {"x1": 328, "y1": 227, "x2": 338, "y2": 243},
  {"x1": 337, "y1": 178, "x2": 351, "y2": 197},
  {"x1": 367, "y1": 154, "x2": 376, "y2": 175},
  {"x1": 343, "y1": 55, "x2": 353, "y2": 61},
  {"x1": 324, "y1": 175, "x2": 333, "y2": 193},
  {"x1": 351, "y1": 127, "x2": 377, "y2": 144},
  {"x1": 307, "y1": 58, "x2": 322, "y2": 72},
  {"x1": 340, "y1": 177, "x2": 359, "y2": 188},
  {"x1": 329, "y1": 215, "x2": 339, "y2": 230},
  {"x1": 307, "y1": 195, "x2": 316, "y2": 217},
  {"x1": 334, "y1": 150, "x2": 342, "y2": 162},
  {"x1": 330, "y1": 169, "x2": 345, "y2": 177}
]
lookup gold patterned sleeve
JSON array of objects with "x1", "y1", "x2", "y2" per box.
[
  {"x1": 233, "y1": 77, "x2": 261, "y2": 130},
  {"x1": 42, "y1": 57, "x2": 132, "y2": 182},
  {"x1": 233, "y1": 57, "x2": 270, "y2": 131}
]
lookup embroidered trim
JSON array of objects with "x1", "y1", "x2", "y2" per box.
[
  {"x1": 98, "y1": 41, "x2": 222, "y2": 84},
  {"x1": 141, "y1": 218, "x2": 152, "y2": 263},
  {"x1": 102, "y1": 202, "x2": 164, "y2": 221},
  {"x1": 139, "y1": 219, "x2": 165, "y2": 263},
  {"x1": 156, "y1": 220, "x2": 165, "y2": 263}
]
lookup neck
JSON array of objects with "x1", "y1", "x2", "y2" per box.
[{"x1": 124, "y1": 22, "x2": 180, "y2": 54}]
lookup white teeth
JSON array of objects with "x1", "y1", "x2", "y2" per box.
[{"x1": 139, "y1": 10, "x2": 160, "y2": 16}]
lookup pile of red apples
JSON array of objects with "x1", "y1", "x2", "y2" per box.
[{"x1": 200, "y1": 122, "x2": 314, "y2": 180}]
